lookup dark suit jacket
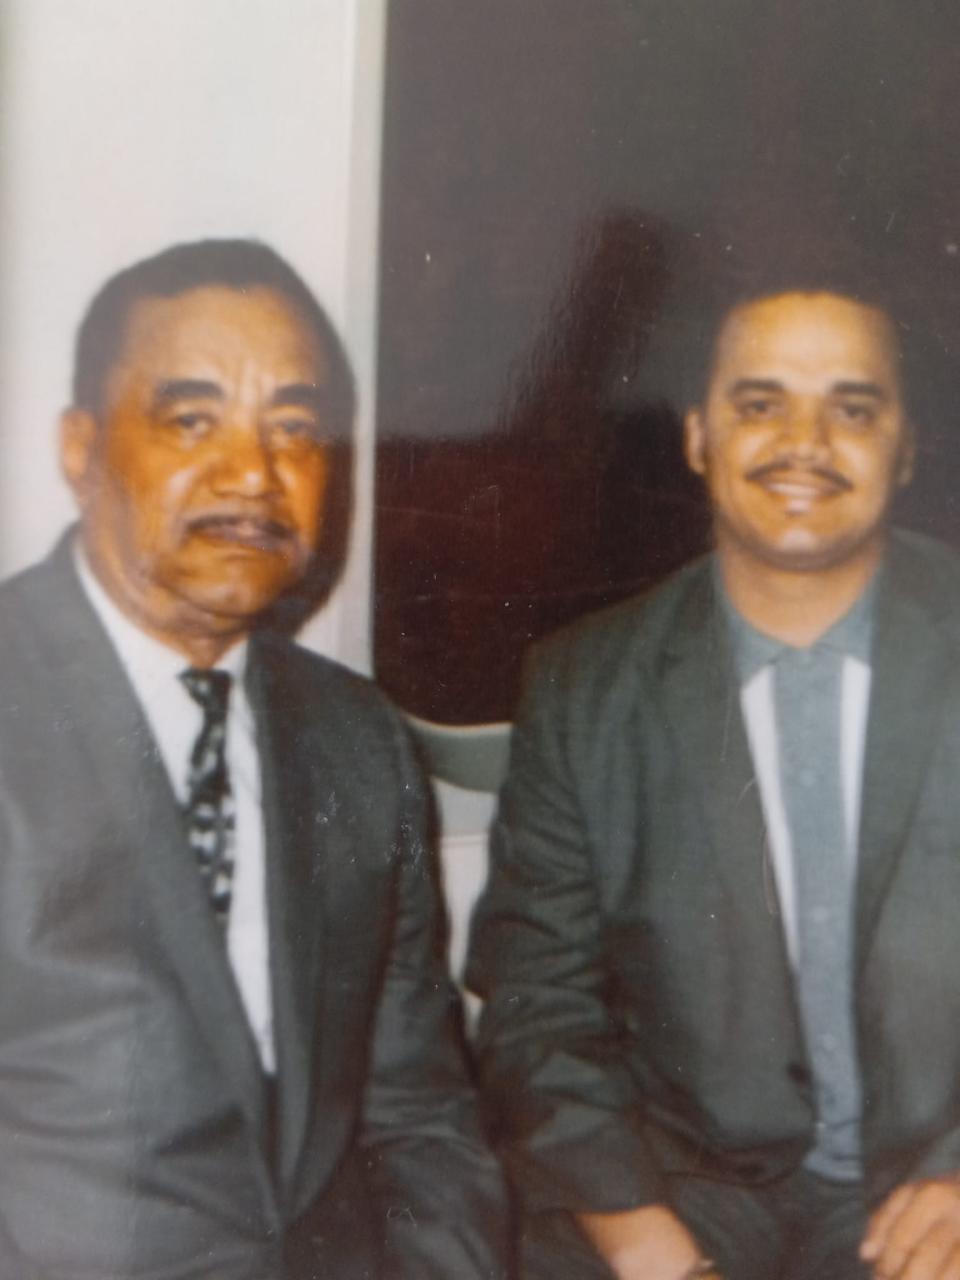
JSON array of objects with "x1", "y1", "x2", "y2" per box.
[
  {"x1": 0, "y1": 536, "x2": 507, "y2": 1280},
  {"x1": 468, "y1": 529, "x2": 960, "y2": 1225}
]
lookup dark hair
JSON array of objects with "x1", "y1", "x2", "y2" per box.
[
  {"x1": 675, "y1": 234, "x2": 915, "y2": 413},
  {"x1": 72, "y1": 238, "x2": 356, "y2": 431}
]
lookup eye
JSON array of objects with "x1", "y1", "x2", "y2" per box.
[
  {"x1": 734, "y1": 396, "x2": 781, "y2": 421},
  {"x1": 166, "y1": 410, "x2": 216, "y2": 433},
  {"x1": 834, "y1": 400, "x2": 878, "y2": 427},
  {"x1": 268, "y1": 415, "x2": 323, "y2": 444},
  {"x1": 278, "y1": 417, "x2": 312, "y2": 436}
]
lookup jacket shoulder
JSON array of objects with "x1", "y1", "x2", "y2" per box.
[
  {"x1": 0, "y1": 552, "x2": 73, "y2": 667},
  {"x1": 887, "y1": 529, "x2": 960, "y2": 618},
  {"x1": 252, "y1": 630, "x2": 414, "y2": 745},
  {"x1": 524, "y1": 555, "x2": 712, "y2": 688}
]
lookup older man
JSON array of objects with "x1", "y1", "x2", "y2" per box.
[
  {"x1": 469, "y1": 275, "x2": 960, "y2": 1280},
  {"x1": 0, "y1": 239, "x2": 506, "y2": 1280}
]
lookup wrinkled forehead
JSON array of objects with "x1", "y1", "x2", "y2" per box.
[{"x1": 707, "y1": 290, "x2": 902, "y2": 395}]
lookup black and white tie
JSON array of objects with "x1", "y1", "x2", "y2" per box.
[{"x1": 180, "y1": 668, "x2": 235, "y2": 927}]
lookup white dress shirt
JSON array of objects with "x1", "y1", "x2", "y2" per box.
[
  {"x1": 739, "y1": 654, "x2": 871, "y2": 966},
  {"x1": 74, "y1": 547, "x2": 276, "y2": 1072}
]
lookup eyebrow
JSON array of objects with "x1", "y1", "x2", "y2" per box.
[
  {"x1": 149, "y1": 380, "x2": 330, "y2": 413},
  {"x1": 726, "y1": 377, "x2": 888, "y2": 399},
  {"x1": 830, "y1": 380, "x2": 887, "y2": 399},
  {"x1": 151, "y1": 379, "x2": 223, "y2": 409},
  {"x1": 727, "y1": 378, "x2": 785, "y2": 396},
  {"x1": 269, "y1": 383, "x2": 329, "y2": 412}
]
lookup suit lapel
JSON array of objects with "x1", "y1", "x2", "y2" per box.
[
  {"x1": 24, "y1": 540, "x2": 271, "y2": 1165},
  {"x1": 247, "y1": 638, "x2": 327, "y2": 1202},
  {"x1": 656, "y1": 566, "x2": 802, "y2": 1030},
  {"x1": 855, "y1": 553, "x2": 953, "y2": 971},
  {"x1": 251, "y1": 637, "x2": 406, "y2": 1212}
]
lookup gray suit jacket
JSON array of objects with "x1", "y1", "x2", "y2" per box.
[
  {"x1": 468, "y1": 529, "x2": 960, "y2": 1220},
  {"x1": 0, "y1": 537, "x2": 507, "y2": 1279}
]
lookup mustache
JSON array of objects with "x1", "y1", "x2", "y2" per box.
[
  {"x1": 184, "y1": 510, "x2": 296, "y2": 544},
  {"x1": 745, "y1": 460, "x2": 853, "y2": 492}
]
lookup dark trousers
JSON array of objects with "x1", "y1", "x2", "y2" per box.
[{"x1": 522, "y1": 1168, "x2": 870, "y2": 1280}]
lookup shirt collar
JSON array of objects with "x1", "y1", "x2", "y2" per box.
[
  {"x1": 72, "y1": 538, "x2": 248, "y2": 690},
  {"x1": 717, "y1": 556, "x2": 879, "y2": 684}
]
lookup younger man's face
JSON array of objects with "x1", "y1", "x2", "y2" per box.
[{"x1": 684, "y1": 291, "x2": 913, "y2": 575}]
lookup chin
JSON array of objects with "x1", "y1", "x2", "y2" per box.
[
  {"x1": 762, "y1": 533, "x2": 881, "y2": 574},
  {"x1": 723, "y1": 513, "x2": 886, "y2": 574},
  {"x1": 182, "y1": 574, "x2": 296, "y2": 625}
]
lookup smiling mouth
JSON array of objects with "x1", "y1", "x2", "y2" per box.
[
  {"x1": 748, "y1": 466, "x2": 852, "y2": 506},
  {"x1": 764, "y1": 478, "x2": 839, "y2": 500},
  {"x1": 187, "y1": 514, "x2": 293, "y2": 552}
]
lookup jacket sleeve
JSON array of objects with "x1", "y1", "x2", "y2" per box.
[
  {"x1": 466, "y1": 640, "x2": 667, "y2": 1216},
  {"x1": 358, "y1": 712, "x2": 510, "y2": 1280}
]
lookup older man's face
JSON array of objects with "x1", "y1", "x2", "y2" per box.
[
  {"x1": 62, "y1": 285, "x2": 338, "y2": 656},
  {"x1": 683, "y1": 291, "x2": 913, "y2": 574}
]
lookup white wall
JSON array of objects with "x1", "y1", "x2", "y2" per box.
[{"x1": 0, "y1": 0, "x2": 386, "y2": 669}]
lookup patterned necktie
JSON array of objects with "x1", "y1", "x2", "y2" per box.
[{"x1": 179, "y1": 668, "x2": 235, "y2": 927}]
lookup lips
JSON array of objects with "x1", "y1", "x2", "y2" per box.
[
  {"x1": 748, "y1": 466, "x2": 852, "y2": 503},
  {"x1": 187, "y1": 513, "x2": 293, "y2": 552}
]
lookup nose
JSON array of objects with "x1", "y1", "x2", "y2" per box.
[
  {"x1": 779, "y1": 400, "x2": 831, "y2": 463},
  {"x1": 209, "y1": 421, "x2": 281, "y2": 497}
]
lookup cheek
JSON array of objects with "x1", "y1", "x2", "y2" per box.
[
  {"x1": 706, "y1": 421, "x2": 765, "y2": 463},
  {"x1": 104, "y1": 430, "x2": 182, "y2": 499},
  {"x1": 841, "y1": 440, "x2": 901, "y2": 489},
  {"x1": 705, "y1": 438, "x2": 757, "y2": 492},
  {"x1": 163, "y1": 464, "x2": 203, "y2": 507},
  {"x1": 283, "y1": 458, "x2": 331, "y2": 543},
  {"x1": 100, "y1": 446, "x2": 196, "y2": 545}
]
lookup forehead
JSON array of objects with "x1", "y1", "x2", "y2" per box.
[
  {"x1": 708, "y1": 291, "x2": 901, "y2": 392},
  {"x1": 109, "y1": 285, "x2": 329, "y2": 389}
]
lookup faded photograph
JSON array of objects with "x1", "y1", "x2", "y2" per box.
[{"x1": 3, "y1": 3, "x2": 960, "y2": 1280}]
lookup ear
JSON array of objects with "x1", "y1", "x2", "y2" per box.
[
  {"x1": 59, "y1": 408, "x2": 99, "y2": 508},
  {"x1": 683, "y1": 407, "x2": 707, "y2": 477}
]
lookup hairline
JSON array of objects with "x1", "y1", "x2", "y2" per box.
[
  {"x1": 71, "y1": 240, "x2": 355, "y2": 432},
  {"x1": 697, "y1": 287, "x2": 904, "y2": 410}
]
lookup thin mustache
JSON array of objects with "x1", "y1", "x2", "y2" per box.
[{"x1": 745, "y1": 461, "x2": 853, "y2": 491}]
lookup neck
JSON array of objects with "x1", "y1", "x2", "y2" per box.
[
  {"x1": 716, "y1": 536, "x2": 884, "y2": 647},
  {"x1": 121, "y1": 604, "x2": 245, "y2": 669},
  {"x1": 159, "y1": 629, "x2": 244, "y2": 669}
]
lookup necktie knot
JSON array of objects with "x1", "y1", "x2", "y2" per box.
[{"x1": 180, "y1": 667, "x2": 232, "y2": 719}]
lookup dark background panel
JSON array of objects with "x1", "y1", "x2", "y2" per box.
[{"x1": 375, "y1": 0, "x2": 960, "y2": 724}]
